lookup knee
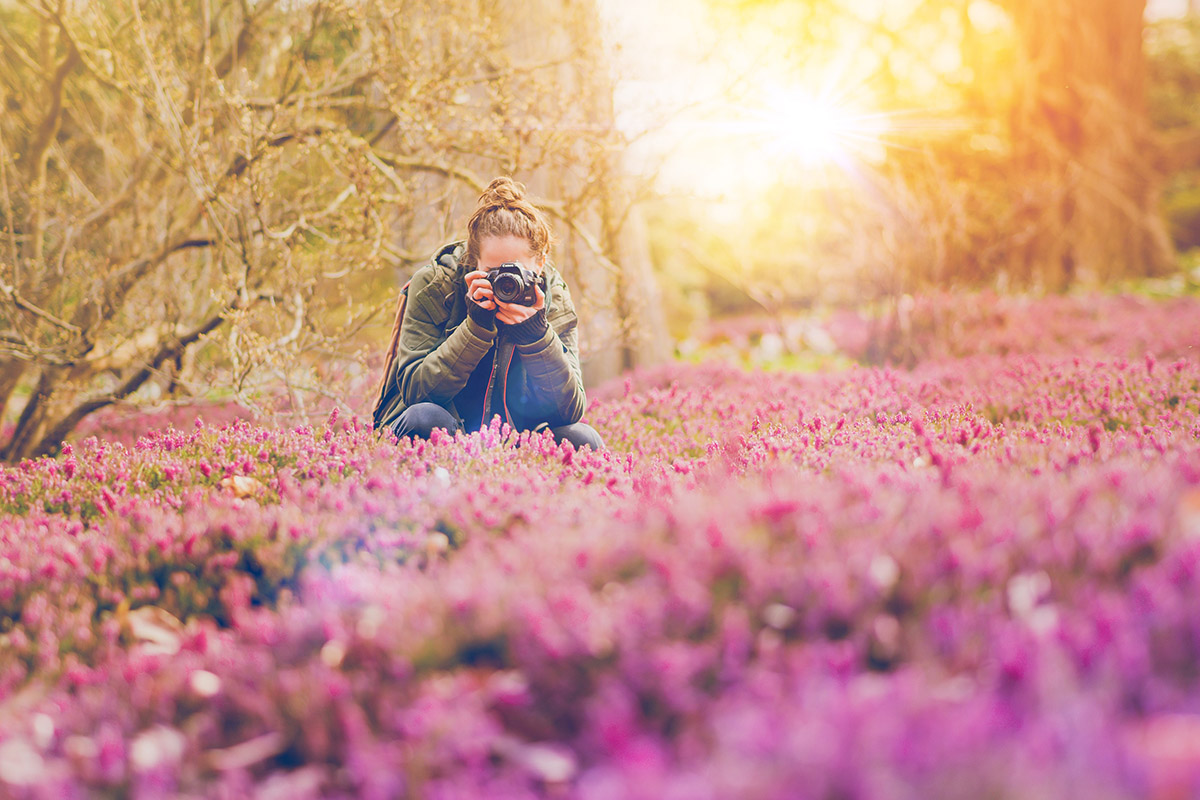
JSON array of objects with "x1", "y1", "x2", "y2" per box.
[
  {"x1": 391, "y1": 403, "x2": 459, "y2": 440},
  {"x1": 551, "y1": 422, "x2": 604, "y2": 451}
]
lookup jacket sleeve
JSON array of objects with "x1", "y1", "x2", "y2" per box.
[
  {"x1": 394, "y1": 266, "x2": 496, "y2": 406},
  {"x1": 513, "y1": 278, "x2": 587, "y2": 426}
]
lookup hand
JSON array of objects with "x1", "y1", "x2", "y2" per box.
[
  {"x1": 495, "y1": 285, "x2": 545, "y2": 326},
  {"x1": 464, "y1": 270, "x2": 496, "y2": 311}
]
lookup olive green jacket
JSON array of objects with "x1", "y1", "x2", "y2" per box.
[{"x1": 375, "y1": 242, "x2": 587, "y2": 434}]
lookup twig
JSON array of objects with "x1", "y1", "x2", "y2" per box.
[{"x1": 0, "y1": 274, "x2": 82, "y2": 333}]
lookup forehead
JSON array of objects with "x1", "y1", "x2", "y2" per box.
[{"x1": 477, "y1": 235, "x2": 538, "y2": 266}]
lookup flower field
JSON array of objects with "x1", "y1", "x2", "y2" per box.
[{"x1": 1, "y1": 292, "x2": 1200, "y2": 799}]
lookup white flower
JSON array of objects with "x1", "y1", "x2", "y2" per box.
[
  {"x1": 0, "y1": 738, "x2": 44, "y2": 786},
  {"x1": 762, "y1": 603, "x2": 797, "y2": 630},
  {"x1": 130, "y1": 726, "x2": 186, "y2": 772},
  {"x1": 868, "y1": 554, "x2": 900, "y2": 591},
  {"x1": 1007, "y1": 571, "x2": 1051, "y2": 618},
  {"x1": 189, "y1": 670, "x2": 222, "y2": 698}
]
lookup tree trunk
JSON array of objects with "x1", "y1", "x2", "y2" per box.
[
  {"x1": 0, "y1": 361, "x2": 27, "y2": 426},
  {"x1": 1004, "y1": 0, "x2": 1175, "y2": 289},
  {"x1": 3, "y1": 368, "x2": 56, "y2": 463}
]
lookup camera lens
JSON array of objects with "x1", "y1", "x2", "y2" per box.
[{"x1": 492, "y1": 273, "x2": 520, "y2": 303}]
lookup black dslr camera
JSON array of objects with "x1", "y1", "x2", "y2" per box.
[{"x1": 485, "y1": 262, "x2": 540, "y2": 306}]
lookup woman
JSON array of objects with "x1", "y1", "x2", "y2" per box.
[{"x1": 372, "y1": 178, "x2": 603, "y2": 450}]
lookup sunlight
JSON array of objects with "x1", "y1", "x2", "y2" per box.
[
  {"x1": 629, "y1": 79, "x2": 901, "y2": 204},
  {"x1": 738, "y1": 83, "x2": 891, "y2": 171},
  {"x1": 759, "y1": 86, "x2": 861, "y2": 167}
]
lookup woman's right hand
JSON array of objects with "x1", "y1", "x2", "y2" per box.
[{"x1": 465, "y1": 270, "x2": 496, "y2": 310}]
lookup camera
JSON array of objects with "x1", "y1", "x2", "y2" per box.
[{"x1": 485, "y1": 262, "x2": 540, "y2": 306}]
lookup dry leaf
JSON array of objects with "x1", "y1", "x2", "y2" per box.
[
  {"x1": 219, "y1": 475, "x2": 266, "y2": 499},
  {"x1": 127, "y1": 606, "x2": 185, "y2": 656},
  {"x1": 207, "y1": 732, "x2": 287, "y2": 772}
]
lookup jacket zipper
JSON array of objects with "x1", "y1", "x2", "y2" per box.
[
  {"x1": 481, "y1": 354, "x2": 499, "y2": 430},
  {"x1": 480, "y1": 343, "x2": 516, "y2": 430},
  {"x1": 500, "y1": 348, "x2": 515, "y2": 426}
]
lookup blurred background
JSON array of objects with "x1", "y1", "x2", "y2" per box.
[
  {"x1": 602, "y1": 0, "x2": 1200, "y2": 347},
  {"x1": 0, "y1": 0, "x2": 1197, "y2": 460}
]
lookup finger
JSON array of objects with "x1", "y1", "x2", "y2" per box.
[
  {"x1": 495, "y1": 296, "x2": 535, "y2": 311},
  {"x1": 496, "y1": 303, "x2": 533, "y2": 321},
  {"x1": 495, "y1": 302, "x2": 527, "y2": 324},
  {"x1": 533, "y1": 285, "x2": 546, "y2": 310}
]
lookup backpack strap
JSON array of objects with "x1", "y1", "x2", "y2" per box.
[
  {"x1": 371, "y1": 243, "x2": 465, "y2": 430},
  {"x1": 371, "y1": 279, "x2": 412, "y2": 429}
]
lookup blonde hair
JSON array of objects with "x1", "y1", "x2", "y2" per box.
[{"x1": 464, "y1": 177, "x2": 553, "y2": 268}]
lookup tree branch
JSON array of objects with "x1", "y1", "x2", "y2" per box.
[
  {"x1": 241, "y1": 63, "x2": 380, "y2": 110},
  {"x1": 3, "y1": 366, "x2": 55, "y2": 461},
  {"x1": 226, "y1": 127, "x2": 336, "y2": 180},
  {"x1": 78, "y1": 122, "x2": 333, "y2": 339},
  {"x1": 368, "y1": 150, "x2": 622, "y2": 277},
  {"x1": 369, "y1": 151, "x2": 487, "y2": 193},
  {"x1": 24, "y1": 35, "x2": 79, "y2": 183},
  {"x1": 85, "y1": 203, "x2": 209, "y2": 332},
  {"x1": 537, "y1": 200, "x2": 622, "y2": 278},
  {"x1": 212, "y1": 0, "x2": 283, "y2": 79},
  {"x1": 30, "y1": 307, "x2": 231, "y2": 458},
  {"x1": 25, "y1": 18, "x2": 81, "y2": 268},
  {"x1": 0, "y1": 274, "x2": 82, "y2": 333}
]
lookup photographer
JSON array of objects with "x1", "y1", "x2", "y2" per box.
[{"x1": 373, "y1": 177, "x2": 603, "y2": 450}]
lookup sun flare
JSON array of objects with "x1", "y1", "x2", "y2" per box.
[
  {"x1": 748, "y1": 85, "x2": 888, "y2": 169},
  {"x1": 762, "y1": 87, "x2": 855, "y2": 165}
]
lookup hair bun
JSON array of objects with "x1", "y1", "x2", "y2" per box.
[
  {"x1": 465, "y1": 175, "x2": 553, "y2": 267},
  {"x1": 480, "y1": 177, "x2": 526, "y2": 207}
]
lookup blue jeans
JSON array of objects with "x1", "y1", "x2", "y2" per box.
[{"x1": 389, "y1": 402, "x2": 604, "y2": 450}]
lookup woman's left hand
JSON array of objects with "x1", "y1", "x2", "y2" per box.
[{"x1": 495, "y1": 285, "x2": 545, "y2": 326}]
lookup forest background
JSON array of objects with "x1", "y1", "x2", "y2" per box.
[{"x1": 0, "y1": 0, "x2": 1198, "y2": 462}]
